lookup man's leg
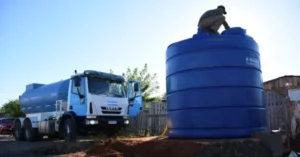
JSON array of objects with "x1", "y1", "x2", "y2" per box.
[
  {"x1": 210, "y1": 15, "x2": 226, "y2": 33},
  {"x1": 198, "y1": 17, "x2": 217, "y2": 34},
  {"x1": 198, "y1": 17, "x2": 214, "y2": 28}
]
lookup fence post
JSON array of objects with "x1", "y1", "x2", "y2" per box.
[{"x1": 126, "y1": 101, "x2": 168, "y2": 136}]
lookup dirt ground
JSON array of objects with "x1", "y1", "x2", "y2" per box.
[
  {"x1": 0, "y1": 134, "x2": 295, "y2": 157},
  {"x1": 66, "y1": 137, "x2": 272, "y2": 157}
]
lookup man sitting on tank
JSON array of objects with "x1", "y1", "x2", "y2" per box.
[{"x1": 197, "y1": 5, "x2": 230, "y2": 35}]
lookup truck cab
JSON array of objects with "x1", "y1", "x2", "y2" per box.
[{"x1": 61, "y1": 70, "x2": 142, "y2": 137}]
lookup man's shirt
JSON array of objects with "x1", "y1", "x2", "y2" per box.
[{"x1": 199, "y1": 9, "x2": 223, "y2": 22}]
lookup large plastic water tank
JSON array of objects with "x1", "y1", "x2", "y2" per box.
[
  {"x1": 166, "y1": 27, "x2": 267, "y2": 139},
  {"x1": 20, "y1": 80, "x2": 70, "y2": 114}
]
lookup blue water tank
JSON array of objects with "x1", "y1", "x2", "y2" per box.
[
  {"x1": 20, "y1": 80, "x2": 70, "y2": 114},
  {"x1": 166, "y1": 27, "x2": 267, "y2": 139}
]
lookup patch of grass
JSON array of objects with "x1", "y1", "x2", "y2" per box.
[
  {"x1": 28, "y1": 141, "x2": 97, "y2": 156},
  {"x1": 113, "y1": 130, "x2": 150, "y2": 139}
]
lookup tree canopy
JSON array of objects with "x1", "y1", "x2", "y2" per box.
[
  {"x1": 0, "y1": 99, "x2": 25, "y2": 117},
  {"x1": 110, "y1": 63, "x2": 160, "y2": 102}
]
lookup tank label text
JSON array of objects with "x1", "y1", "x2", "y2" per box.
[{"x1": 245, "y1": 57, "x2": 259, "y2": 66}]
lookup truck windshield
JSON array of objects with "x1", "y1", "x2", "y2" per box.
[{"x1": 88, "y1": 77, "x2": 125, "y2": 98}]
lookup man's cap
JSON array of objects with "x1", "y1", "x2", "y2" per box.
[{"x1": 217, "y1": 5, "x2": 227, "y2": 14}]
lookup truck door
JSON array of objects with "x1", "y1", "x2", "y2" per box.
[
  {"x1": 127, "y1": 81, "x2": 142, "y2": 117},
  {"x1": 69, "y1": 77, "x2": 87, "y2": 116}
]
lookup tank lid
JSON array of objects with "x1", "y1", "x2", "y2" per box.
[
  {"x1": 193, "y1": 27, "x2": 248, "y2": 38},
  {"x1": 221, "y1": 27, "x2": 247, "y2": 36}
]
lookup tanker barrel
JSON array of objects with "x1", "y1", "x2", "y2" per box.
[{"x1": 20, "y1": 80, "x2": 70, "y2": 114}]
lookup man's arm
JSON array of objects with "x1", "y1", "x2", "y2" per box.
[
  {"x1": 212, "y1": 9, "x2": 230, "y2": 30},
  {"x1": 223, "y1": 21, "x2": 230, "y2": 30}
]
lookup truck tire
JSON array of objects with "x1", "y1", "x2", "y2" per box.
[
  {"x1": 58, "y1": 120, "x2": 65, "y2": 139},
  {"x1": 63, "y1": 118, "x2": 77, "y2": 142},
  {"x1": 13, "y1": 120, "x2": 24, "y2": 141},
  {"x1": 24, "y1": 120, "x2": 37, "y2": 142}
]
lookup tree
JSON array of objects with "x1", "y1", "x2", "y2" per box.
[
  {"x1": 110, "y1": 63, "x2": 160, "y2": 102},
  {"x1": 161, "y1": 92, "x2": 167, "y2": 102},
  {"x1": 0, "y1": 99, "x2": 25, "y2": 117}
]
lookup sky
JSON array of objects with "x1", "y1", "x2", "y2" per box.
[{"x1": 0, "y1": 0, "x2": 299, "y2": 106}]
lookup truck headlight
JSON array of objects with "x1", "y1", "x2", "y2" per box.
[
  {"x1": 124, "y1": 120, "x2": 129, "y2": 124},
  {"x1": 86, "y1": 120, "x2": 98, "y2": 125}
]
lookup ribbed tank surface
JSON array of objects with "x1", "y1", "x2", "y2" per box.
[{"x1": 166, "y1": 27, "x2": 267, "y2": 139}]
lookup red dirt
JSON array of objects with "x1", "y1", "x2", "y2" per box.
[
  {"x1": 86, "y1": 137, "x2": 203, "y2": 157},
  {"x1": 85, "y1": 137, "x2": 272, "y2": 157}
]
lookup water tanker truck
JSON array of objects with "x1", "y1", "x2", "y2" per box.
[{"x1": 13, "y1": 70, "x2": 143, "y2": 142}]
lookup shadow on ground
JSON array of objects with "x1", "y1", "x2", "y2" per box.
[
  {"x1": 0, "y1": 136, "x2": 98, "y2": 157},
  {"x1": 0, "y1": 130, "x2": 146, "y2": 157}
]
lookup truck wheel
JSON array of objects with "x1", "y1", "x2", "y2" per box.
[
  {"x1": 58, "y1": 121, "x2": 65, "y2": 139},
  {"x1": 13, "y1": 120, "x2": 24, "y2": 141},
  {"x1": 24, "y1": 120, "x2": 37, "y2": 142},
  {"x1": 63, "y1": 118, "x2": 77, "y2": 142}
]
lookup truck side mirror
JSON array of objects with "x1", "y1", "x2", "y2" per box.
[
  {"x1": 73, "y1": 76, "x2": 81, "y2": 87},
  {"x1": 134, "y1": 83, "x2": 139, "y2": 92},
  {"x1": 129, "y1": 97, "x2": 135, "y2": 102}
]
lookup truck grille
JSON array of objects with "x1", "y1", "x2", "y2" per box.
[{"x1": 101, "y1": 106, "x2": 122, "y2": 114}]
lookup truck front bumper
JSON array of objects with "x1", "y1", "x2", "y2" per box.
[
  {"x1": 77, "y1": 116, "x2": 130, "y2": 130},
  {"x1": 85, "y1": 117, "x2": 129, "y2": 126}
]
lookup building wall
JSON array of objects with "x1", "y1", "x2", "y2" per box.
[{"x1": 263, "y1": 75, "x2": 300, "y2": 96}]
